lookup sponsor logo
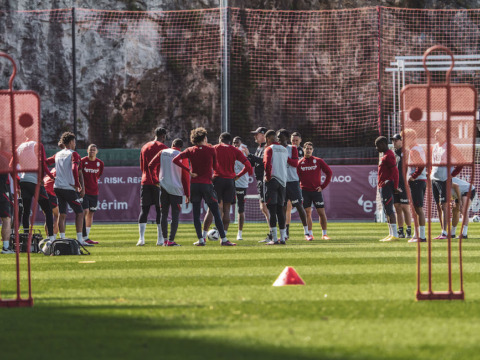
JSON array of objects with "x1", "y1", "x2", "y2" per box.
[
  {"x1": 321, "y1": 175, "x2": 351, "y2": 183},
  {"x1": 84, "y1": 168, "x2": 100, "y2": 174},
  {"x1": 368, "y1": 171, "x2": 378, "y2": 188},
  {"x1": 357, "y1": 194, "x2": 376, "y2": 213},
  {"x1": 301, "y1": 165, "x2": 317, "y2": 171}
]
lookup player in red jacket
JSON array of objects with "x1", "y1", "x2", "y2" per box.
[
  {"x1": 137, "y1": 127, "x2": 168, "y2": 246},
  {"x1": 296, "y1": 142, "x2": 332, "y2": 240},
  {"x1": 375, "y1": 136, "x2": 401, "y2": 242},
  {"x1": 173, "y1": 127, "x2": 235, "y2": 246},
  {"x1": 81, "y1": 144, "x2": 104, "y2": 245}
]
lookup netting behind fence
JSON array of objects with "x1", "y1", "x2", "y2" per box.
[{"x1": 2, "y1": 7, "x2": 480, "y2": 152}]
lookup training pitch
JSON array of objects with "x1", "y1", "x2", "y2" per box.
[{"x1": 1, "y1": 222, "x2": 480, "y2": 360}]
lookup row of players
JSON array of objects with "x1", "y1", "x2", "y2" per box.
[
  {"x1": 1, "y1": 131, "x2": 103, "y2": 253},
  {"x1": 376, "y1": 127, "x2": 475, "y2": 243},
  {"x1": 137, "y1": 126, "x2": 332, "y2": 246}
]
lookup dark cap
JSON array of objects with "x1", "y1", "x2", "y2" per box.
[
  {"x1": 391, "y1": 134, "x2": 402, "y2": 141},
  {"x1": 251, "y1": 127, "x2": 267, "y2": 135}
]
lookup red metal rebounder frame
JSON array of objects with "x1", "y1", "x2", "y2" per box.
[
  {"x1": 401, "y1": 46, "x2": 477, "y2": 301},
  {"x1": 0, "y1": 53, "x2": 42, "y2": 308}
]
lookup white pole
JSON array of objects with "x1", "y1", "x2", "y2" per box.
[{"x1": 220, "y1": 0, "x2": 229, "y2": 133}]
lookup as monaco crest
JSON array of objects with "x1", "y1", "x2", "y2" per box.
[{"x1": 368, "y1": 170, "x2": 377, "y2": 188}]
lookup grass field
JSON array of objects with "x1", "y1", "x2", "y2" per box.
[{"x1": 1, "y1": 222, "x2": 480, "y2": 360}]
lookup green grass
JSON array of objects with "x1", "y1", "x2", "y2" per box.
[{"x1": 1, "y1": 222, "x2": 480, "y2": 360}]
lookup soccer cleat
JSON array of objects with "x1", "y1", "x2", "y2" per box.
[
  {"x1": 221, "y1": 240, "x2": 237, "y2": 246},
  {"x1": 1, "y1": 247, "x2": 15, "y2": 254},
  {"x1": 408, "y1": 237, "x2": 426, "y2": 243},
  {"x1": 266, "y1": 240, "x2": 286, "y2": 245},
  {"x1": 163, "y1": 240, "x2": 181, "y2": 246},
  {"x1": 259, "y1": 233, "x2": 273, "y2": 243},
  {"x1": 304, "y1": 234, "x2": 313, "y2": 241},
  {"x1": 78, "y1": 239, "x2": 94, "y2": 247},
  {"x1": 85, "y1": 239, "x2": 99, "y2": 245},
  {"x1": 398, "y1": 232, "x2": 405, "y2": 239},
  {"x1": 379, "y1": 235, "x2": 392, "y2": 242},
  {"x1": 321, "y1": 235, "x2": 331, "y2": 240},
  {"x1": 406, "y1": 228, "x2": 412, "y2": 237},
  {"x1": 451, "y1": 235, "x2": 456, "y2": 239},
  {"x1": 236, "y1": 237, "x2": 243, "y2": 241},
  {"x1": 194, "y1": 239, "x2": 206, "y2": 246},
  {"x1": 433, "y1": 234, "x2": 447, "y2": 240},
  {"x1": 462, "y1": 235, "x2": 468, "y2": 239},
  {"x1": 156, "y1": 240, "x2": 165, "y2": 246},
  {"x1": 136, "y1": 239, "x2": 145, "y2": 246}
]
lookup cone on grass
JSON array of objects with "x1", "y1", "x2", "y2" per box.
[{"x1": 272, "y1": 266, "x2": 305, "y2": 286}]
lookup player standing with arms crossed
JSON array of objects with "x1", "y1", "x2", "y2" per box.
[
  {"x1": 173, "y1": 127, "x2": 235, "y2": 246},
  {"x1": 137, "y1": 127, "x2": 168, "y2": 246},
  {"x1": 296, "y1": 142, "x2": 332, "y2": 240},
  {"x1": 148, "y1": 138, "x2": 190, "y2": 246},
  {"x1": 375, "y1": 136, "x2": 401, "y2": 242},
  {"x1": 81, "y1": 144, "x2": 104, "y2": 245}
]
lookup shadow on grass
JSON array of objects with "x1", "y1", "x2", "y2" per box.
[{"x1": 0, "y1": 302, "x2": 434, "y2": 360}]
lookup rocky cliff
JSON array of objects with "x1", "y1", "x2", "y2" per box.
[{"x1": 1, "y1": 0, "x2": 479, "y2": 148}]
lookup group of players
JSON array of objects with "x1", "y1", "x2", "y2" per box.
[
  {"x1": 376, "y1": 127, "x2": 475, "y2": 243},
  {"x1": 136, "y1": 126, "x2": 333, "y2": 246},
  {"x1": 1, "y1": 130, "x2": 103, "y2": 254}
]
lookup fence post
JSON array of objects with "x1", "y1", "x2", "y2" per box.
[
  {"x1": 220, "y1": 0, "x2": 230, "y2": 133},
  {"x1": 72, "y1": 7, "x2": 77, "y2": 136}
]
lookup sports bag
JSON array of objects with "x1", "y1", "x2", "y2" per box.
[
  {"x1": 39, "y1": 238, "x2": 90, "y2": 256},
  {"x1": 9, "y1": 230, "x2": 43, "y2": 253}
]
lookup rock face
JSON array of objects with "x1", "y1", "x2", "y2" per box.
[{"x1": 0, "y1": 0, "x2": 479, "y2": 148}]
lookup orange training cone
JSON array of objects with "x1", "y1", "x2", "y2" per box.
[{"x1": 272, "y1": 266, "x2": 305, "y2": 286}]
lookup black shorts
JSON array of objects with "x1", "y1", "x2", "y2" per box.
[
  {"x1": 286, "y1": 181, "x2": 303, "y2": 206},
  {"x1": 234, "y1": 188, "x2": 247, "y2": 213},
  {"x1": 264, "y1": 178, "x2": 286, "y2": 206},
  {"x1": 190, "y1": 183, "x2": 218, "y2": 204},
  {"x1": 394, "y1": 184, "x2": 409, "y2": 204},
  {"x1": 48, "y1": 193, "x2": 58, "y2": 209},
  {"x1": 82, "y1": 194, "x2": 98, "y2": 211},
  {"x1": 458, "y1": 187, "x2": 476, "y2": 202},
  {"x1": 54, "y1": 188, "x2": 84, "y2": 214},
  {"x1": 302, "y1": 190, "x2": 324, "y2": 209},
  {"x1": 160, "y1": 187, "x2": 183, "y2": 209},
  {"x1": 380, "y1": 182, "x2": 395, "y2": 216},
  {"x1": 20, "y1": 182, "x2": 49, "y2": 203},
  {"x1": 256, "y1": 180, "x2": 265, "y2": 203},
  {"x1": 213, "y1": 177, "x2": 236, "y2": 204},
  {"x1": 0, "y1": 192, "x2": 12, "y2": 218},
  {"x1": 409, "y1": 180, "x2": 426, "y2": 208},
  {"x1": 140, "y1": 185, "x2": 160, "y2": 207},
  {"x1": 432, "y1": 180, "x2": 447, "y2": 204}
]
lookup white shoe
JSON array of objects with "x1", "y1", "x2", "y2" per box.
[
  {"x1": 1, "y1": 247, "x2": 14, "y2": 254},
  {"x1": 156, "y1": 240, "x2": 164, "y2": 246},
  {"x1": 78, "y1": 239, "x2": 94, "y2": 247},
  {"x1": 136, "y1": 239, "x2": 145, "y2": 246}
]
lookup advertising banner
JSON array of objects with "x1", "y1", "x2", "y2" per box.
[{"x1": 35, "y1": 165, "x2": 379, "y2": 222}]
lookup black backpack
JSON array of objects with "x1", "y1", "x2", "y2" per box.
[
  {"x1": 9, "y1": 231, "x2": 43, "y2": 253},
  {"x1": 40, "y1": 238, "x2": 90, "y2": 256}
]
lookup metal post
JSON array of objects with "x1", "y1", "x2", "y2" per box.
[
  {"x1": 220, "y1": 0, "x2": 229, "y2": 133},
  {"x1": 72, "y1": 7, "x2": 77, "y2": 136}
]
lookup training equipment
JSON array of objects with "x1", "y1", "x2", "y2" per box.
[
  {"x1": 472, "y1": 215, "x2": 480, "y2": 223},
  {"x1": 401, "y1": 46, "x2": 476, "y2": 301},
  {"x1": 272, "y1": 267, "x2": 305, "y2": 286},
  {"x1": 207, "y1": 229, "x2": 220, "y2": 241},
  {"x1": 0, "y1": 53, "x2": 41, "y2": 308},
  {"x1": 8, "y1": 231, "x2": 43, "y2": 253}
]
